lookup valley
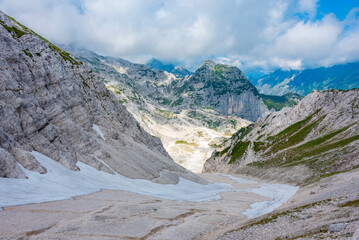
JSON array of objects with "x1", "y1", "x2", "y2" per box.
[{"x1": 0, "y1": 9, "x2": 359, "y2": 240}]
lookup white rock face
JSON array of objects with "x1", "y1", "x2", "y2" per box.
[{"x1": 0, "y1": 11, "x2": 203, "y2": 184}]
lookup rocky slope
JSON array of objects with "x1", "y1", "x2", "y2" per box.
[
  {"x1": 254, "y1": 62, "x2": 359, "y2": 96},
  {"x1": 203, "y1": 89, "x2": 359, "y2": 185},
  {"x1": 0, "y1": 11, "x2": 203, "y2": 184},
  {"x1": 259, "y1": 92, "x2": 303, "y2": 111},
  {"x1": 65, "y1": 48, "x2": 251, "y2": 172},
  {"x1": 218, "y1": 168, "x2": 359, "y2": 240}
]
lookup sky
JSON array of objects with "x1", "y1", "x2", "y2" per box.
[{"x1": 0, "y1": 0, "x2": 358, "y2": 72}]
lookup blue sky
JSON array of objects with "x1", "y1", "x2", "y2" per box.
[
  {"x1": 0, "y1": 0, "x2": 358, "y2": 72},
  {"x1": 317, "y1": 0, "x2": 357, "y2": 20}
]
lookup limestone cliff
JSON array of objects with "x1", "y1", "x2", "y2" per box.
[
  {"x1": 0, "y1": 12, "x2": 203, "y2": 184},
  {"x1": 203, "y1": 89, "x2": 359, "y2": 185},
  {"x1": 175, "y1": 60, "x2": 269, "y2": 122}
]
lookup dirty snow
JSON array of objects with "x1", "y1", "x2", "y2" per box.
[
  {"x1": 237, "y1": 181, "x2": 298, "y2": 218},
  {"x1": 219, "y1": 174, "x2": 298, "y2": 218},
  {"x1": 0, "y1": 152, "x2": 298, "y2": 218},
  {"x1": 0, "y1": 151, "x2": 232, "y2": 209},
  {"x1": 92, "y1": 124, "x2": 105, "y2": 140}
]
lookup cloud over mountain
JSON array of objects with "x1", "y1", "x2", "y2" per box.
[{"x1": 1, "y1": 0, "x2": 358, "y2": 71}]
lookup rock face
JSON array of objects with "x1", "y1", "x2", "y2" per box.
[
  {"x1": 203, "y1": 89, "x2": 359, "y2": 185},
  {"x1": 70, "y1": 49, "x2": 269, "y2": 123},
  {"x1": 254, "y1": 62, "x2": 359, "y2": 96},
  {"x1": 0, "y1": 11, "x2": 203, "y2": 184},
  {"x1": 175, "y1": 60, "x2": 269, "y2": 122}
]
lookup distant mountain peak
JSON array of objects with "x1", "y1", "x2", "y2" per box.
[
  {"x1": 146, "y1": 58, "x2": 192, "y2": 78},
  {"x1": 174, "y1": 65, "x2": 183, "y2": 70},
  {"x1": 147, "y1": 58, "x2": 175, "y2": 72},
  {"x1": 202, "y1": 59, "x2": 215, "y2": 66},
  {"x1": 254, "y1": 62, "x2": 359, "y2": 95}
]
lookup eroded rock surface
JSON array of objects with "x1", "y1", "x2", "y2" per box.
[{"x1": 0, "y1": 11, "x2": 202, "y2": 184}]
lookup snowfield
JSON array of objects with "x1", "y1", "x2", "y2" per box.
[
  {"x1": 0, "y1": 152, "x2": 298, "y2": 219},
  {"x1": 0, "y1": 151, "x2": 232, "y2": 209}
]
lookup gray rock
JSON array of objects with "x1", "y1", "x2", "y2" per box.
[
  {"x1": 0, "y1": 11, "x2": 204, "y2": 184},
  {"x1": 328, "y1": 223, "x2": 346, "y2": 233},
  {"x1": 10, "y1": 147, "x2": 47, "y2": 174},
  {"x1": 353, "y1": 227, "x2": 359, "y2": 240},
  {"x1": 0, "y1": 147, "x2": 26, "y2": 178},
  {"x1": 175, "y1": 60, "x2": 269, "y2": 122},
  {"x1": 320, "y1": 182, "x2": 329, "y2": 188}
]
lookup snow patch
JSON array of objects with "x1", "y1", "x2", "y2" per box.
[
  {"x1": 0, "y1": 152, "x2": 298, "y2": 217},
  {"x1": 219, "y1": 174, "x2": 298, "y2": 218},
  {"x1": 235, "y1": 180, "x2": 298, "y2": 218},
  {"x1": 0, "y1": 152, "x2": 232, "y2": 209},
  {"x1": 92, "y1": 124, "x2": 105, "y2": 140},
  {"x1": 95, "y1": 157, "x2": 117, "y2": 175},
  {"x1": 244, "y1": 183, "x2": 298, "y2": 218}
]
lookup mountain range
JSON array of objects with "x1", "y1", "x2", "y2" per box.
[
  {"x1": 62, "y1": 47, "x2": 307, "y2": 171},
  {"x1": 1, "y1": 11, "x2": 359, "y2": 240},
  {"x1": 253, "y1": 62, "x2": 359, "y2": 96},
  {"x1": 62, "y1": 47, "x2": 255, "y2": 172}
]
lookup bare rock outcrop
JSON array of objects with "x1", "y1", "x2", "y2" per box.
[
  {"x1": 10, "y1": 147, "x2": 47, "y2": 174},
  {"x1": 0, "y1": 147, "x2": 26, "y2": 178},
  {"x1": 174, "y1": 60, "x2": 270, "y2": 122}
]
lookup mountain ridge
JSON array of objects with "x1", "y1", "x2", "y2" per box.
[
  {"x1": 254, "y1": 62, "x2": 359, "y2": 95},
  {"x1": 203, "y1": 89, "x2": 359, "y2": 185}
]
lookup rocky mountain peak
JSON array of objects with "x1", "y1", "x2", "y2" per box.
[
  {"x1": 193, "y1": 60, "x2": 254, "y2": 90},
  {"x1": 201, "y1": 59, "x2": 216, "y2": 68},
  {"x1": 179, "y1": 60, "x2": 268, "y2": 122}
]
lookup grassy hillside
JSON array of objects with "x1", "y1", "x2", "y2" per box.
[{"x1": 260, "y1": 93, "x2": 303, "y2": 111}]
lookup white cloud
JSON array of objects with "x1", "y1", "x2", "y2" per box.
[
  {"x1": 271, "y1": 57, "x2": 303, "y2": 70},
  {"x1": 298, "y1": 0, "x2": 319, "y2": 17},
  {"x1": 0, "y1": 0, "x2": 358, "y2": 71},
  {"x1": 269, "y1": 14, "x2": 341, "y2": 60},
  {"x1": 215, "y1": 56, "x2": 243, "y2": 68}
]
